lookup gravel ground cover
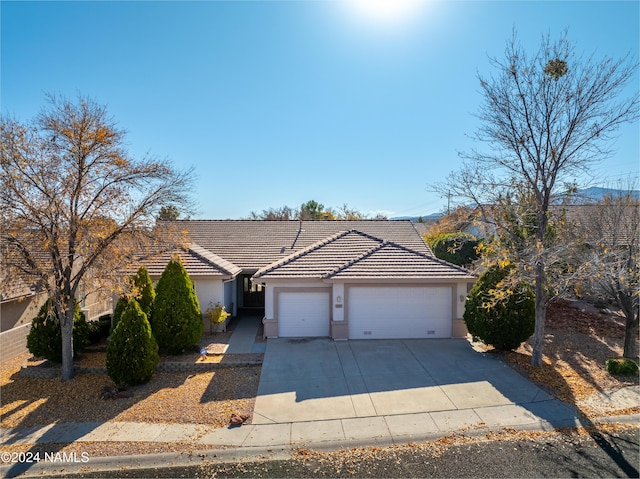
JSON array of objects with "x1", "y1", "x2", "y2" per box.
[
  {"x1": 0, "y1": 330, "x2": 262, "y2": 430},
  {"x1": 483, "y1": 300, "x2": 639, "y2": 418}
]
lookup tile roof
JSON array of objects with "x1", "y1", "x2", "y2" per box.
[
  {"x1": 164, "y1": 220, "x2": 432, "y2": 271},
  {"x1": 0, "y1": 270, "x2": 38, "y2": 302},
  {"x1": 555, "y1": 204, "x2": 638, "y2": 247},
  {"x1": 253, "y1": 230, "x2": 475, "y2": 281},
  {"x1": 143, "y1": 243, "x2": 240, "y2": 278}
]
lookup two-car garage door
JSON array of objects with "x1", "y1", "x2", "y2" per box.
[
  {"x1": 276, "y1": 286, "x2": 453, "y2": 339},
  {"x1": 347, "y1": 286, "x2": 452, "y2": 339}
]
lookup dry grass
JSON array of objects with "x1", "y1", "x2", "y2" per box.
[{"x1": 481, "y1": 300, "x2": 639, "y2": 418}]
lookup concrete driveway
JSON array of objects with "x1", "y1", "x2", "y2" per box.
[{"x1": 253, "y1": 338, "x2": 574, "y2": 430}]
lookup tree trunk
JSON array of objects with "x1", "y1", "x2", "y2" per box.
[
  {"x1": 531, "y1": 262, "x2": 547, "y2": 367},
  {"x1": 623, "y1": 311, "x2": 639, "y2": 360},
  {"x1": 60, "y1": 307, "x2": 75, "y2": 381}
]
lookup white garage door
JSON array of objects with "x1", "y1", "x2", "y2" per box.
[
  {"x1": 348, "y1": 286, "x2": 452, "y2": 339},
  {"x1": 278, "y1": 291, "x2": 330, "y2": 337}
]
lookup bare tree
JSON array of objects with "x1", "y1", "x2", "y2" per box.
[
  {"x1": 335, "y1": 203, "x2": 366, "y2": 220},
  {"x1": 1, "y1": 93, "x2": 193, "y2": 381},
  {"x1": 571, "y1": 189, "x2": 639, "y2": 359},
  {"x1": 247, "y1": 202, "x2": 370, "y2": 221},
  {"x1": 247, "y1": 205, "x2": 298, "y2": 220},
  {"x1": 438, "y1": 31, "x2": 638, "y2": 366}
]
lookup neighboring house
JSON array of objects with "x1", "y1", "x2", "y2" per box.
[
  {"x1": 558, "y1": 203, "x2": 638, "y2": 248},
  {"x1": 151, "y1": 220, "x2": 476, "y2": 340},
  {"x1": 0, "y1": 268, "x2": 112, "y2": 363},
  {"x1": 0, "y1": 272, "x2": 47, "y2": 362}
]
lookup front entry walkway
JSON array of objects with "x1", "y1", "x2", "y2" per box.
[{"x1": 226, "y1": 313, "x2": 265, "y2": 354}]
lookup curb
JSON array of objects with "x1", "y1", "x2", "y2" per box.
[
  {"x1": 2, "y1": 415, "x2": 638, "y2": 478},
  {"x1": 0, "y1": 446, "x2": 293, "y2": 479}
]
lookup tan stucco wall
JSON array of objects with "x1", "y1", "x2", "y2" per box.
[{"x1": 0, "y1": 293, "x2": 47, "y2": 332}]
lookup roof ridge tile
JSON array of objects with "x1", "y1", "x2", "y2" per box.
[
  {"x1": 188, "y1": 243, "x2": 241, "y2": 276},
  {"x1": 323, "y1": 237, "x2": 386, "y2": 279},
  {"x1": 325, "y1": 239, "x2": 475, "y2": 279},
  {"x1": 254, "y1": 230, "x2": 352, "y2": 278}
]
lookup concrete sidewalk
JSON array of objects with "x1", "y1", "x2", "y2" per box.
[
  {"x1": 0, "y1": 400, "x2": 587, "y2": 450},
  {"x1": 1, "y1": 411, "x2": 638, "y2": 478}
]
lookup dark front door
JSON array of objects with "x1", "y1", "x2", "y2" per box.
[{"x1": 242, "y1": 275, "x2": 264, "y2": 308}]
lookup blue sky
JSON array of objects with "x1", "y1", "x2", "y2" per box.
[{"x1": 2, "y1": 1, "x2": 638, "y2": 219}]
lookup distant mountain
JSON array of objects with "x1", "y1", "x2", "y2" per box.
[
  {"x1": 554, "y1": 187, "x2": 640, "y2": 205},
  {"x1": 392, "y1": 187, "x2": 639, "y2": 222},
  {"x1": 391, "y1": 213, "x2": 443, "y2": 222}
]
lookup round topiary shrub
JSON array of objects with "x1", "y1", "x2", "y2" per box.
[
  {"x1": 429, "y1": 232, "x2": 480, "y2": 266},
  {"x1": 464, "y1": 263, "x2": 535, "y2": 351},
  {"x1": 151, "y1": 256, "x2": 203, "y2": 354},
  {"x1": 606, "y1": 358, "x2": 638, "y2": 376},
  {"x1": 106, "y1": 298, "x2": 159, "y2": 386},
  {"x1": 26, "y1": 300, "x2": 89, "y2": 362}
]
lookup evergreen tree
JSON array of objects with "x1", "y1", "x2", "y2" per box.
[
  {"x1": 106, "y1": 298, "x2": 159, "y2": 386},
  {"x1": 464, "y1": 263, "x2": 535, "y2": 351},
  {"x1": 131, "y1": 266, "x2": 155, "y2": 319},
  {"x1": 151, "y1": 256, "x2": 203, "y2": 354},
  {"x1": 111, "y1": 296, "x2": 129, "y2": 332},
  {"x1": 429, "y1": 232, "x2": 480, "y2": 267},
  {"x1": 27, "y1": 300, "x2": 89, "y2": 362}
]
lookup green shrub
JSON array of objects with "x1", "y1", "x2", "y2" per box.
[
  {"x1": 87, "y1": 316, "x2": 112, "y2": 344},
  {"x1": 73, "y1": 304, "x2": 90, "y2": 353},
  {"x1": 606, "y1": 358, "x2": 639, "y2": 376},
  {"x1": 151, "y1": 256, "x2": 203, "y2": 354},
  {"x1": 464, "y1": 263, "x2": 535, "y2": 351},
  {"x1": 111, "y1": 296, "x2": 128, "y2": 332},
  {"x1": 106, "y1": 298, "x2": 159, "y2": 386},
  {"x1": 131, "y1": 266, "x2": 155, "y2": 319},
  {"x1": 429, "y1": 232, "x2": 480, "y2": 266},
  {"x1": 26, "y1": 300, "x2": 89, "y2": 362},
  {"x1": 112, "y1": 266, "x2": 155, "y2": 333},
  {"x1": 205, "y1": 301, "x2": 230, "y2": 334}
]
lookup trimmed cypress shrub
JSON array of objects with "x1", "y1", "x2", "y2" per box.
[
  {"x1": 111, "y1": 266, "x2": 155, "y2": 332},
  {"x1": 464, "y1": 263, "x2": 535, "y2": 351},
  {"x1": 111, "y1": 296, "x2": 128, "y2": 332},
  {"x1": 429, "y1": 232, "x2": 480, "y2": 266},
  {"x1": 106, "y1": 298, "x2": 159, "y2": 386},
  {"x1": 131, "y1": 266, "x2": 155, "y2": 319},
  {"x1": 26, "y1": 300, "x2": 89, "y2": 362},
  {"x1": 151, "y1": 256, "x2": 203, "y2": 354}
]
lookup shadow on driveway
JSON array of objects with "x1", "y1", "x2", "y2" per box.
[{"x1": 254, "y1": 338, "x2": 578, "y2": 429}]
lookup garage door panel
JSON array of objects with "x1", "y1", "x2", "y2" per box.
[
  {"x1": 278, "y1": 291, "x2": 330, "y2": 337},
  {"x1": 348, "y1": 286, "x2": 451, "y2": 339}
]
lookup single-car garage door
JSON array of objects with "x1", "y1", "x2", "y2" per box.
[
  {"x1": 348, "y1": 286, "x2": 452, "y2": 339},
  {"x1": 278, "y1": 290, "x2": 330, "y2": 337}
]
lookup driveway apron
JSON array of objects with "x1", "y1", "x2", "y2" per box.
[{"x1": 253, "y1": 338, "x2": 565, "y2": 427}]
